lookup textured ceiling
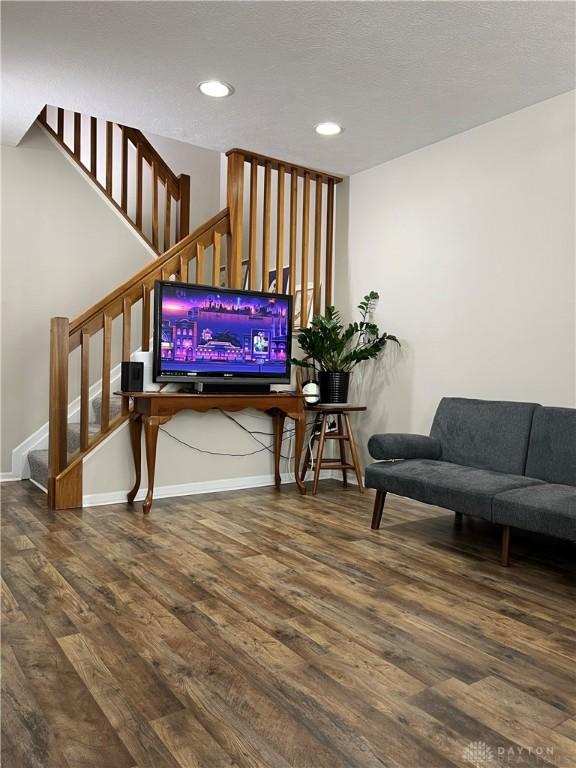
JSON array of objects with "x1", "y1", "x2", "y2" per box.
[{"x1": 2, "y1": 1, "x2": 574, "y2": 175}]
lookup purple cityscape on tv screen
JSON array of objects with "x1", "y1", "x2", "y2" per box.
[{"x1": 157, "y1": 284, "x2": 291, "y2": 378}]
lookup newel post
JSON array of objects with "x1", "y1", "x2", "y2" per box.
[
  {"x1": 178, "y1": 174, "x2": 191, "y2": 240},
  {"x1": 48, "y1": 317, "x2": 69, "y2": 507},
  {"x1": 226, "y1": 150, "x2": 245, "y2": 288}
]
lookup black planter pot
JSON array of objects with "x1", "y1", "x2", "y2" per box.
[{"x1": 318, "y1": 371, "x2": 350, "y2": 404}]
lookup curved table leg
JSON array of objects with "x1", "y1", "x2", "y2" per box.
[
  {"x1": 293, "y1": 413, "x2": 307, "y2": 495},
  {"x1": 273, "y1": 413, "x2": 286, "y2": 489},
  {"x1": 143, "y1": 416, "x2": 161, "y2": 514},
  {"x1": 127, "y1": 414, "x2": 142, "y2": 504}
]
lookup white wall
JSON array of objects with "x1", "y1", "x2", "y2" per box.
[{"x1": 337, "y1": 92, "x2": 575, "y2": 465}]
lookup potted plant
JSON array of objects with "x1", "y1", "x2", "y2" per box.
[{"x1": 292, "y1": 292, "x2": 400, "y2": 403}]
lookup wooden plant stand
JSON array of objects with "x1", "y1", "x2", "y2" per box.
[{"x1": 299, "y1": 404, "x2": 366, "y2": 495}]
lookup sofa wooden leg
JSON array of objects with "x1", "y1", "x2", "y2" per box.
[
  {"x1": 501, "y1": 525, "x2": 511, "y2": 567},
  {"x1": 371, "y1": 491, "x2": 386, "y2": 530},
  {"x1": 454, "y1": 512, "x2": 463, "y2": 528}
]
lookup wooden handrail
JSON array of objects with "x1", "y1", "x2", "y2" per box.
[
  {"x1": 122, "y1": 126, "x2": 181, "y2": 194},
  {"x1": 226, "y1": 147, "x2": 343, "y2": 185}
]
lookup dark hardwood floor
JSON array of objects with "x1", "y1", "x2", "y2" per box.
[{"x1": 1, "y1": 479, "x2": 575, "y2": 768}]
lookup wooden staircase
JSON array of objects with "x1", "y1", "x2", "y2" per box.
[
  {"x1": 34, "y1": 105, "x2": 343, "y2": 510},
  {"x1": 38, "y1": 106, "x2": 190, "y2": 252}
]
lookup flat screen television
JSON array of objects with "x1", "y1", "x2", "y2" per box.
[{"x1": 153, "y1": 281, "x2": 293, "y2": 388}]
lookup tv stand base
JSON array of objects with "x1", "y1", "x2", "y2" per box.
[{"x1": 193, "y1": 383, "x2": 271, "y2": 395}]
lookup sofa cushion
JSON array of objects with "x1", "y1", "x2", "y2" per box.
[
  {"x1": 525, "y1": 406, "x2": 576, "y2": 486},
  {"x1": 364, "y1": 459, "x2": 543, "y2": 521},
  {"x1": 493, "y1": 485, "x2": 576, "y2": 541},
  {"x1": 430, "y1": 397, "x2": 538, "y2": 475}
]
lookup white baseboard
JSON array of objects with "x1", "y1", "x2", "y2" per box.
[
  {"x1": 82, "y1": 471, "x2": 297, "y2": 507},
  {"x1": 0, "y1": 472, "x2": 19, "y2": 482},
  {"x1": 29, "y1": 478, "x2": 48, "y2": 493}
]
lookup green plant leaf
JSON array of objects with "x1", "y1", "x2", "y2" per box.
[{"x1": 292, "y1": 292, "x2": 399, "y2": 372}]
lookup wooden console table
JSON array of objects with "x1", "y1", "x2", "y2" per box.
[{"x1": 117, "y1": 391, "x2": 307, "y2": 514}]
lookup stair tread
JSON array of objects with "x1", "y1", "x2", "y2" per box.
[
  {"x1": 28, "y1": 449, "x2": 49, "y2": 490},
  {"x1": 68, "y1": 422, "x2": 100, "y2": 434},
  {"x1": 28, "y1": 420, "x2": 103, "y2": 490}
]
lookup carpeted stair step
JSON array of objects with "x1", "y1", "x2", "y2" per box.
[
  {"x1": 92, "y1": 393, "x2": 123, "y2": 424},
  {"x1": 27, "y1": 393, "x2": 124, "y2": 493},
  {"x1": 28, "y1": 449, "x2": 49, "y2": 490},
  {"x1": 28, "y1": 420, "x2": 101, "y2": 491},
  {"x1": 67, "y1": 421, "x2": 101, "y2": 453}
]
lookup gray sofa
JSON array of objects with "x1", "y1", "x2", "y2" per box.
[{"x1": 365, "y1": 398, "x2": 576, "y2": 565}]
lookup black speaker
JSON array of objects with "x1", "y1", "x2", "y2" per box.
[{"x1": 121, "y1": 361, "x2": 144, "y2": 392}]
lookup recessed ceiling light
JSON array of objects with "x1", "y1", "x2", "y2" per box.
[
  {"x1": 198, "y1": 80, "x2": 234, "y2": 98},
  {"x1": 315, "y1": 122, "x2": 343, "y2": 136}
]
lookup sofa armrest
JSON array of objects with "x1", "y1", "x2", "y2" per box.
[{"x1": 368, "y1": 433, "x2": 442, "y2": 461}]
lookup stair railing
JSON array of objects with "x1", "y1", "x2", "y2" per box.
[
  {"x1": 48, "y1": 209, "x2": 230, "y2": 510},
  {"x1": 226, "y1": 148, "x2": 343, "y2": 327},
  {"x1": 38, "y1": 106, "x2": 191, "y2": 253}
]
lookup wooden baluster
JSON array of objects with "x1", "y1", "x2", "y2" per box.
[
  {"x1": 90, "y1": 116, "x2": 97, "y2": 177},
  {"x1": 80, "y1": 331, "x2": 90, "y2": 451},
  {"x1": 226, "y1": 151, "x2": 244, "y2": 288},
  {"x1": 73, "y1": 112, "x2": 81, "y2": 160},
  {"x1": 164, "y1": 193, "x2": 172, "y2": 251},
  {"x1": 122, "y1": 299, "x2": 132, "y2": 416},
  {"x1": 141, "y1": 284, "x2": 151, "y2": 351},
  {"x1": 196, "y1": 243, "x2": 205, "y2": 283},
  {"x1": 152, "y1": 162, "x2": 159, "y2": 250},
  {"x1": 57, "y1": 108, "x2": 64, "y2": 140},
  {"x1": 136, "y1": 145, "x2": 143, "y2": 229},
  {"x1": 313, "y1": 175, "x2": 323, "y2": 316},
  {"x1": 262, "y1": 161, "x2": 272, "y2": 291},
  {"x1": 106, "y1": 121, "x2": 113, "y2": 195},
  {"x1": 48, "y1": 317, "x2": 70, "y2": 498},
  {"x1": 325, "y1": 178, "x2": 335, "y2": 310},
  {"x1": 212, "y1": 233, "x2": 222, "y2": 286},
  {"x1": 289, "y1": 168, "x2": 298, "y2": 297},
  {"x1": 100, "y1": 314, "x2": 112, "y2": 432},
  {"x1": 122, "y1": 298, "x2": 131, "y2": 362},
  {"x1": 248, "y1": 158, "x2": 258, "y2": 290},
  {"x1": 180, "y1": 253, "x2": 189, "y2": 283},
  {"x1": 178, "y1": 174, "x2": 190, "y2": 240},
  {"x1": 121, "y1": 128, "x2": 128, "y2": 212},
  {"x1": 276, "y1": 164, "x2": 285, "y2": 293},
  {"x1": 300, "y1": 173, "x2": 311, "y2": 327}
]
